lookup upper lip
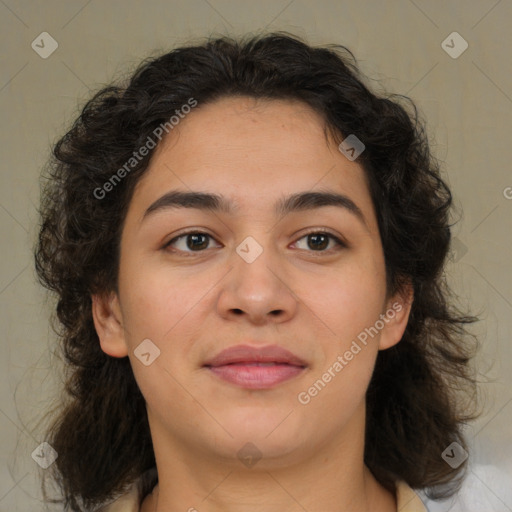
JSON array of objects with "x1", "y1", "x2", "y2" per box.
[{"x1": 203, "y1": 344, "x2": 307, "y2": 367}]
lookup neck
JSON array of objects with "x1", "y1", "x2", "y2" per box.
[{"x1": 141, "y1": 402, "x2": 396, "y2": 512}]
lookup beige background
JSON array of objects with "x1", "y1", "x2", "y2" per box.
[{"x1": 1, "y1": 1, "x2": 511, "y2": 510}]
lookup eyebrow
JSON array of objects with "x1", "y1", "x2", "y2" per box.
[{"x1": 142, "y1": 189, "x2": 368, "y2": 228}]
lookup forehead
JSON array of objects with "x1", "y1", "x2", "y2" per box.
[
  {"x1": 152, "y1": 95, "x2": 335, "y2": 166},
  {"x1": 127, "y1": 96, "x2": 377, "y2": 230}
]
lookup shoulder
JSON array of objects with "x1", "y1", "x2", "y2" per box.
[
  {"x1": 396, "y1": 480, "x2": 429, "y2": 512},
  {"x1": 95, "y1": 484, "x2": 140, "y2": 512}
]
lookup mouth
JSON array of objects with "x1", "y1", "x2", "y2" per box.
[{"x1": 203, "y1": 344, "x2": 307, "y2": 390}]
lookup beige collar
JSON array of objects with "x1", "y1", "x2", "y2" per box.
[{"x1": 99, "y1": 479, "x2": 427, "y2": 512}]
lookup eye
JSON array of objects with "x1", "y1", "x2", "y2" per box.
[
  {"x1": 163, "y1": 231, "x2": 220, "y2": 254},
  {"x1": 163, "y1": 229, "x2": 346, "y2": 255},
  {"x1": 293, "y1": 230, "x2": 346, "y2": 253}
]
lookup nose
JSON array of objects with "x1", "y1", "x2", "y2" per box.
[{"x1": 216, "y1": 238, "x2": 298, "y2": 326}]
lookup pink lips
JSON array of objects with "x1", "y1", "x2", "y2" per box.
[{"x1": 203, "y1": 344, "x2": 307, "y2": 389}]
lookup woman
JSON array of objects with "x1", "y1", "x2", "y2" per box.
[{"x1": 34, "y1": 32, "x2": 478, "y2": 512}]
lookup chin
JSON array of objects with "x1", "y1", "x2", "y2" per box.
[
  {"x1": 221, "y1": 408, "x2": 308, "y2": 448},
  {"x1": 207, "y1": 431, "x2": 308, "y2": 470}
]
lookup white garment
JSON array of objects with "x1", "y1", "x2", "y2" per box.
[{"x1": 423, "y1": 463, "x2": 512, "y2": 512}]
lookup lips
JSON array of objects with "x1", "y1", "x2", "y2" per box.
[
  {"x1": 203, "y1": 344, "x2": 307, "y2": 390},
  {"x1": 203, "y1": 344, "x2": 307, "y2": 368}
]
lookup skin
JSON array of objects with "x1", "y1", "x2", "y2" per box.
[{"x1": 92, "y1": 96, "x2": 413, "y2": 512}]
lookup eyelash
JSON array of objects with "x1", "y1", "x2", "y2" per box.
[{"x1": 162, "y1": 228, "x2": 346, "y2": 256}]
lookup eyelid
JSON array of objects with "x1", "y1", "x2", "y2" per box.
[{"x1": 297, "y1": 227, "x2": 347, "y2": 246}]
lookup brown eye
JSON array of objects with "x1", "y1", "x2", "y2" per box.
[
  {"x1": 164, "y1": 232, "x2": 220, "y2": 253},
  {"x1": 294, "y1": 231, "x2": 345, "y2": 252}
]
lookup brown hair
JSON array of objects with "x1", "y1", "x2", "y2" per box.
[{"x1": 34, "y1": 32, "x2": 479, "y2": 511}]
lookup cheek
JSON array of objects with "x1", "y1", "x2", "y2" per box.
[
  {"x1": 311, "y1": 253, "x2": 385, "y2": 408},
  {"x1": 297, "y1": 251, "x2": 387, "y2": 344},
  {"x1": 119, "y1": 265, "x2": 202, "y2": 342},
  {"x1": 298, "y1": 345, "x2": 377, "y2": 436},
  {"x1": 119, "y1": 267, "x2": 208, "y2": 393},
  {"x1": 131, "y1": 361, "x2": 201, "y2": 438}
]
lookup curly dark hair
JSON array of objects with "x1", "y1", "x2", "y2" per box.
[{"x1": 34, "y1": 32, "x2": 479, "y2": 511}]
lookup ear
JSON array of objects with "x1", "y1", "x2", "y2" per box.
[
  {"x1": 91, "y1": 292, "x2": 129, "y2": 358},
  {"x1": 378, "y1": 281, "x2": 414, "y2": 351}
]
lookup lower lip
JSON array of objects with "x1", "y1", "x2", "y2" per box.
[{"x1": 206, "y1": 363, "x2": 305, "y2": 389}]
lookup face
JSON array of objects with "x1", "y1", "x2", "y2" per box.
[{"x1": 93, "y1": 96, "x2": 411, "y2": 467}]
